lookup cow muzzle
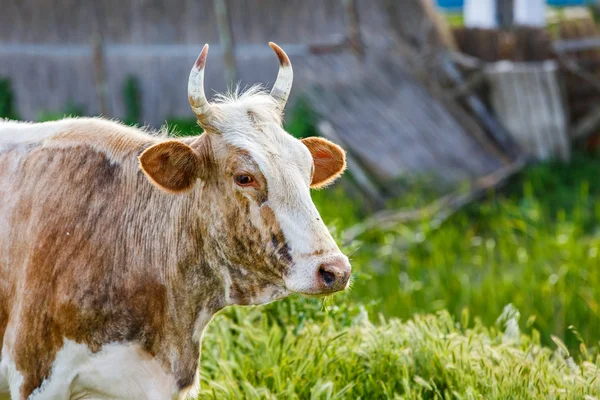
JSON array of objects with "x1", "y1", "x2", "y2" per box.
[
  {"x1": 284, "y1": 253, "x2": 351, "y2": 296},
  {"x1": 316, "y1": 256, "x2": 351, "y2": 293}
]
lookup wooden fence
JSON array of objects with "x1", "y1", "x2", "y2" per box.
[{"x1": 0, "y1": 0, "x2": 388, "y2": 125}]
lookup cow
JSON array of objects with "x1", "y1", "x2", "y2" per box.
[{"x1": 0, "y1": 42, "x2": 351, "y2": 399}]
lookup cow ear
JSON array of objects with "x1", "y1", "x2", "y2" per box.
[
  {"x1": 139, "y1": 141, "x2": 201, "y2": 193},
  {"x1": 301, "y1": 137, "x2": 347, "y2": 189}
]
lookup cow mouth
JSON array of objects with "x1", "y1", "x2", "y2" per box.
[{"x1": 292, "y1": 285, "x2": 349, "y2": 298}]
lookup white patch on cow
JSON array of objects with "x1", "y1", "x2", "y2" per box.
[
  {"x1": 0, "y1": 352, "x2": 23, "y2": 400},
  {"x1": 0, "y1": 118, "x2": 159, "y2": 165},
  {"x1": 0, "y1": 319, "x2": 23, "y2": 399},
  {"x1": 220, "y1": 267, "x2": 234, "y2": 305},
  {"x1": 24, "y1": 340, "x2": 177, "y2": 400},
  {"x1": 0, "y1": 119, "x2": 66, "y2": 145}
]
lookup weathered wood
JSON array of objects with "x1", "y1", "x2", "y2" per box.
[
  {"x1": 440, "y1": 55, "x2": 522, "y2": 159},
  {"x1": 571, "y1": 104, "x2": 600, "y2": 142},
  {"x1": 307, "y1": 48, "x2": 507, "y2": 189},
  {"x1": 554, "y1": 37, "x2": 600, "y2": 53},
  {"x1": 452, "y1": 27, "x2": 553, "y2": 62},
  {"x1": 555, "y1": 53, "x2": 600, "y2": 95},
  {"x1": 91, "y1": 35, "x2": 109, "y2": 117},
  {"x1": 485, "y1": 60, "x2": 570, "y2": 161},
  {"x1": 342, "y1": 0, "x2": 364, "y2": 58},
  {"x1": 213, "y1": 0, "x2": 237, "y2": 86},
  {"x1": 0, "y1": 0, "x2": 351, "y2": 45},
  {"x1": 556, "y1": 17, "x2": 600, "y2": 124}
]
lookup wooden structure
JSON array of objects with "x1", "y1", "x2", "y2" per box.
[
  {"x1": 556, "y1": 17, "x2": 600, "y2": 123},
  {"x1": 485, "y1": 61, "x2": 570, "y2": 161},
  {"x1": 453, "y1": 27, "x2": 553, "y2": 61},
  {"x1": 0, "y1": 0, "x2": 523, "y2": 204},
  {"x1": 453, "y1": 15, "x2": 600, "y2": 157},
  {"x1": 308, "y1": 50, "x2": 505, "y2": 190}
]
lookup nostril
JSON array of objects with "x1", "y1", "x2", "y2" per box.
[{"x1": 318, "y1": 265, "x2": 336, "y2": 286}]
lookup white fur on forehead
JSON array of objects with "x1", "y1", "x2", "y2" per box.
[
  {"x1": 210, "y1": 85, "x2": 313, "y2": 185},
  {"x1": 211, "y1": 85, "x2": 283, "y2": 129}
]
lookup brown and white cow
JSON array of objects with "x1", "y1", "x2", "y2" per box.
[{"x1": 0, "y1": 43, "x2": 350, "y2": 399}]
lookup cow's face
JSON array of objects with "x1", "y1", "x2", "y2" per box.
[{"x1": 139, "y1": 43, "x2": 351, "y2": 305}]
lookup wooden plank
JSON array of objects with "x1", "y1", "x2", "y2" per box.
[
  {"x1": 342, "y1": 0, "x2": 364, "y2": 58},
  {"x1": 554, "y1": 37, "x2": 600, "y2": 53},
  {"x1": 213, "y1": 0, "x2": 237, "y2": 86},
  {"x1": 486, "y1": 60, "x2": 570, "y2": 161},
  {"x1": 91, "y1": 35, "x2": 109, "y2": 117}
]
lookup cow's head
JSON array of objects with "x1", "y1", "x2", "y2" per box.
[{"x1": 139, "y1": 43, "x2": 350, "y2": 305}]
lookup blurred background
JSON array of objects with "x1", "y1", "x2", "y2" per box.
[{"x1": 3, "y1": 1, "x2": 600, "y2": 394}]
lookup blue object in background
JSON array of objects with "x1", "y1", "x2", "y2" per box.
[
  {"x1": 436, "y1": 0, "x2": 593, "y2": 10},
  {"x1": 437, "y1": 0, "x2": 464, "y2": 11},
  {"x1": 547, "y1": 0, "x2": 591, "y2": 5}
]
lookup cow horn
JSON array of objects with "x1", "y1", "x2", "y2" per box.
[
  {"x1": 188, "y1": 44, "x2": 214, "y2": 128},
  {"x1": 269, "y1": 42, "x2": 293, "y2": 110}
]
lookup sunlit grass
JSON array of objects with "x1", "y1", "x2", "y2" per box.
[{"x1": 200, "y1": 306, "x2": 600, "y2": 399}]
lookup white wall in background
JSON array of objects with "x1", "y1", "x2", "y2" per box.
[
  {"x1": 464, "y1": 0, "x2": 498, "y2": 28},
  {"x1": 514, "y1": 0, "x2": 546, "y2": 27}
]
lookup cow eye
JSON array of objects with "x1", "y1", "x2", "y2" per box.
[{"x1": 234, "y1": 174, "x2": 255, "y2": 187}]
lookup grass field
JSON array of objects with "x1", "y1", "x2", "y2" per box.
[{"x1": 197, "y1": 152, "x2": 600, "y2": 399}]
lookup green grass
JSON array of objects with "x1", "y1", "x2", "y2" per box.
[{"x1": 200, "y1": 306, "x2": 600, "y2": 399}]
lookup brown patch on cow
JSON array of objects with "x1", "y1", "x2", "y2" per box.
[
  {"x1": 301, "y1": 137, "x2": 347, "y2": 189},
  {"x1": 260, "y1": 203, "x2": 277, "y2": 225},
  {"x1": 0, "y1": 294, "x2": 8, "y2": 362},
  {"x1": 4, "y1": 146, "x2": 174, "y2": 397}
]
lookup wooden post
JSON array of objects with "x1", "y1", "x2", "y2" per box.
[
  {"x1": 213, "y1": 0, "x2": 237, "y2": 86},
  {"x1": 92, "y1": 35, "x2": 109, "y2": 117},
  {"x1": 497, "y1": 0, "x2": 514, "y2": 28},
  {"x1": 342, "y1": 0, "x2": 364, "y2": 58}
]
